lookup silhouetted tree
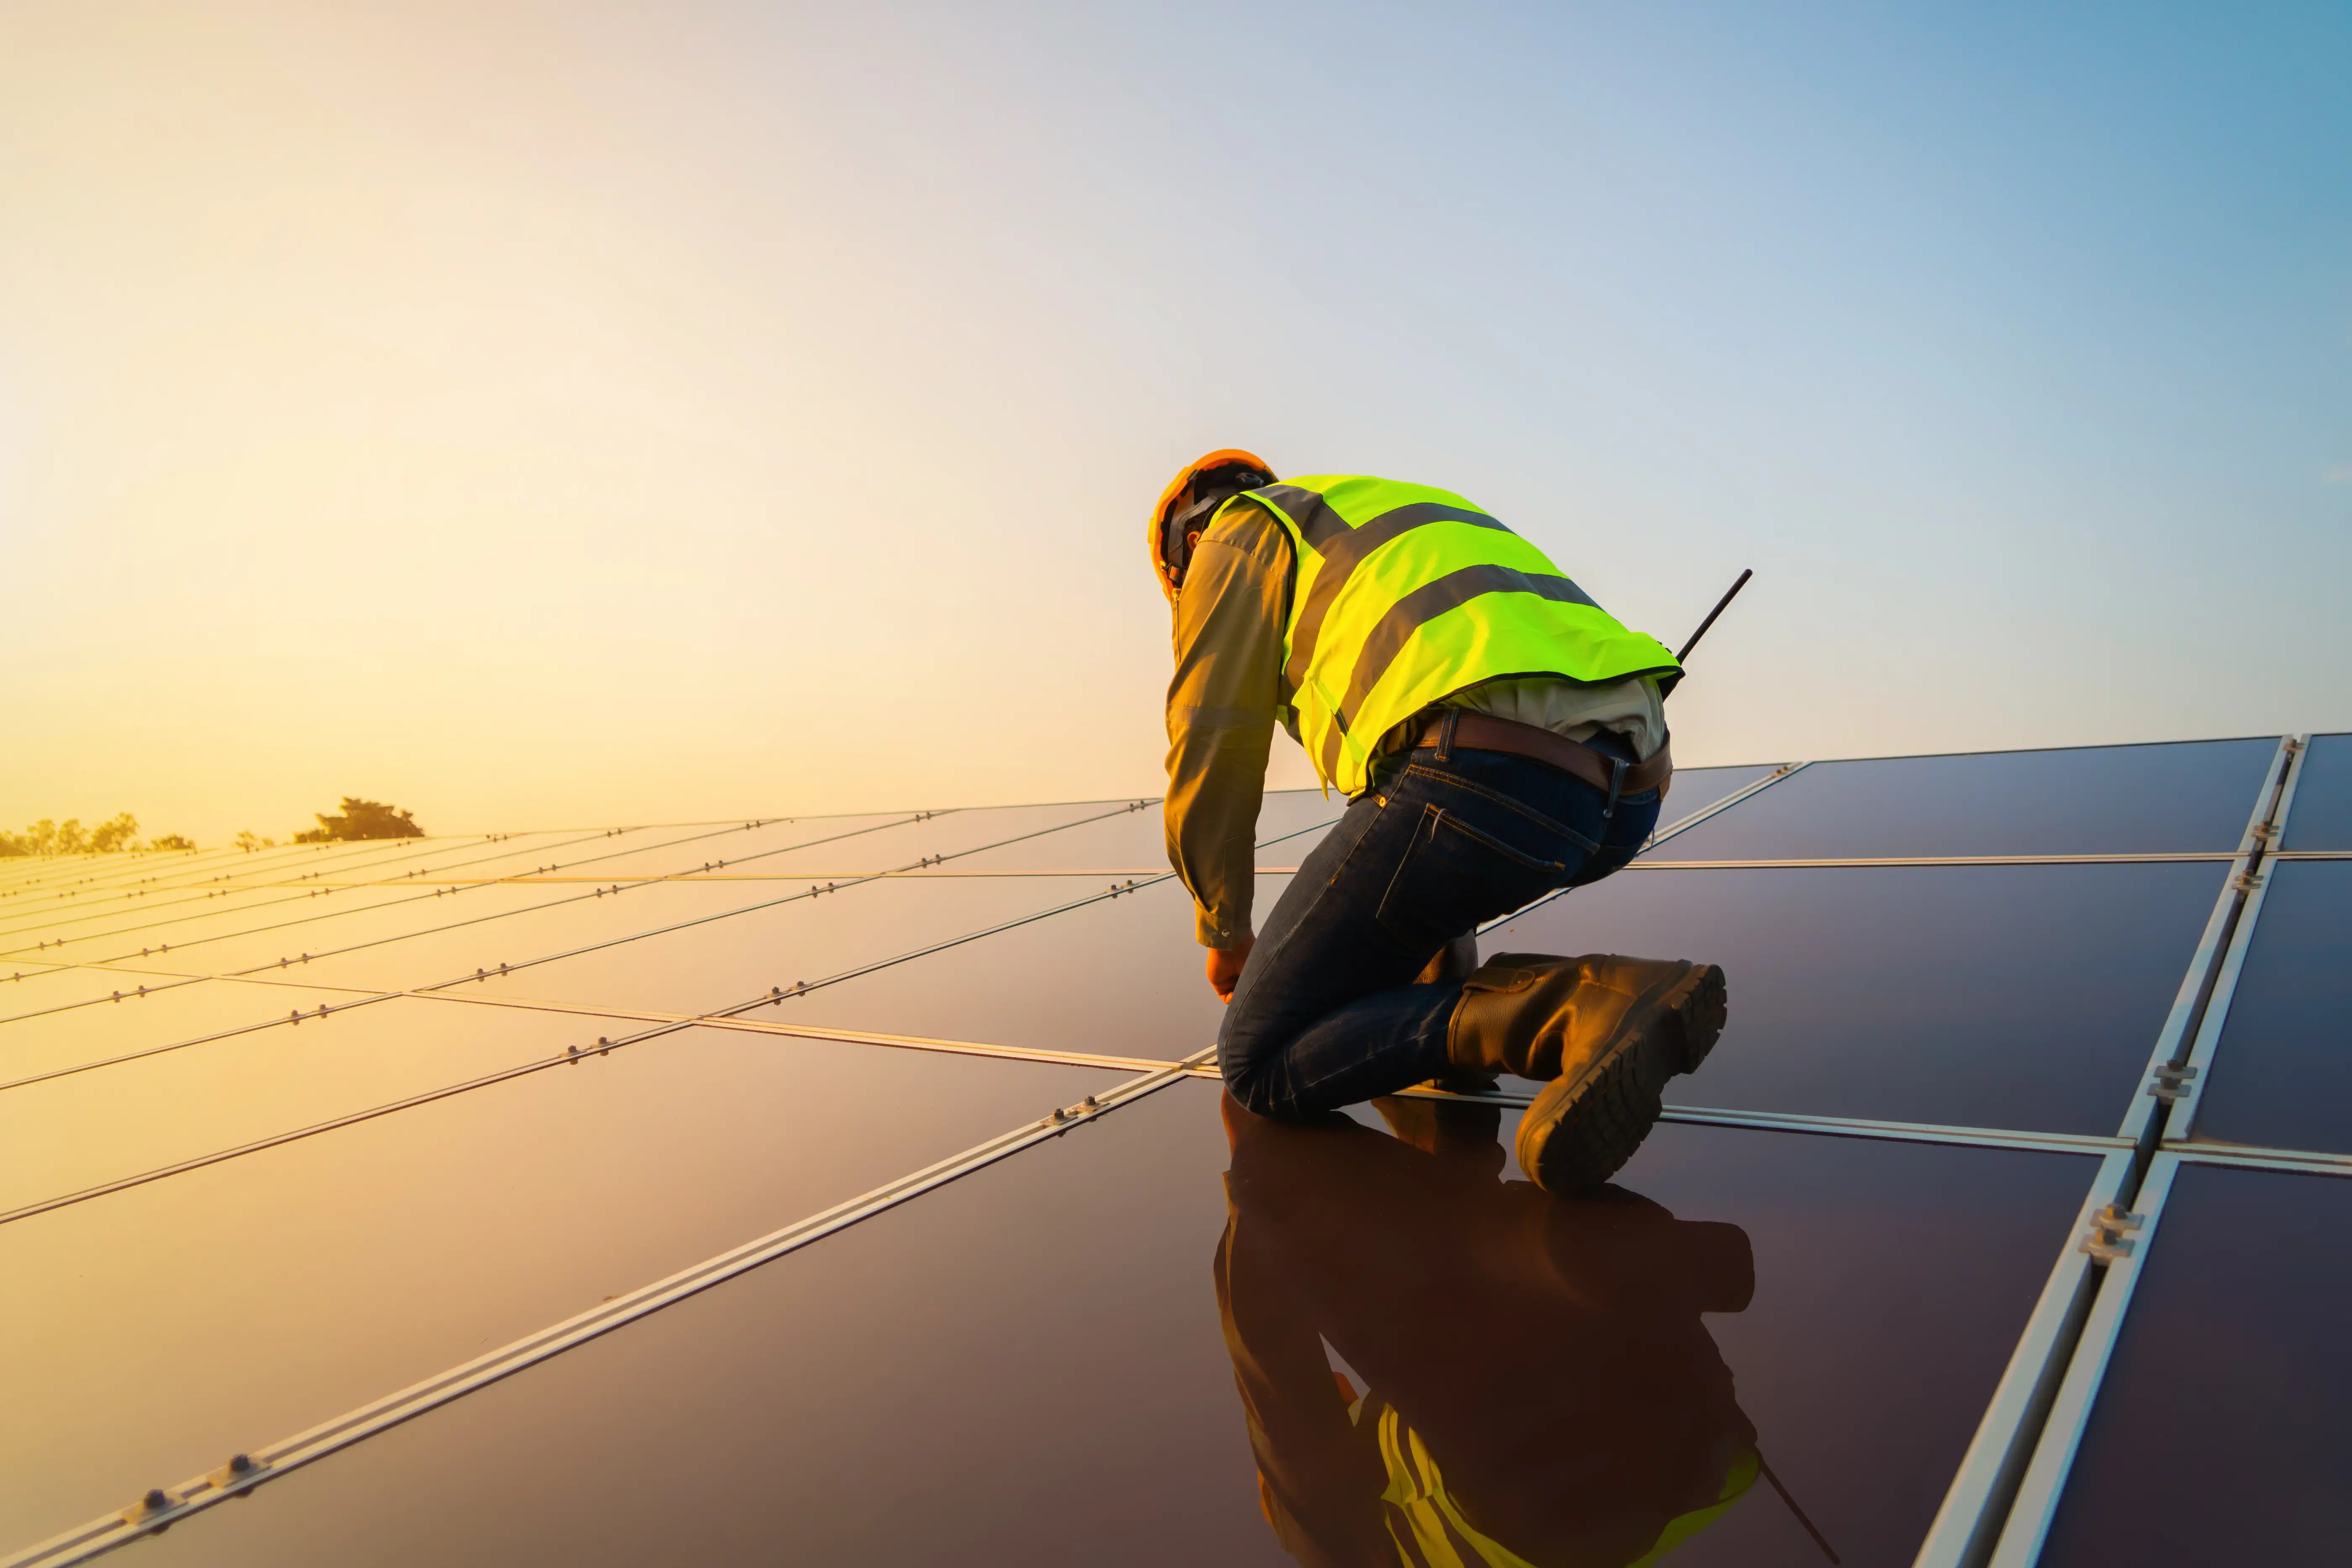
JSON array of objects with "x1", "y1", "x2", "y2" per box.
[
  {"x1": 0, "y1": 812, "x2": 193, "y2": 856},
  {"x1": 294, "y1": 797, "x2": 425, "y2": 843}
]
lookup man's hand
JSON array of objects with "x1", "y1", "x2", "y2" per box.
[{"x1": 1206, "y1": 933, "x2": 1255, "y2": 1003}]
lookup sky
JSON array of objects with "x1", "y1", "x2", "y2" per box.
[{"x1": 2, "y1": 1, "x2": 2347, "y2": 845}]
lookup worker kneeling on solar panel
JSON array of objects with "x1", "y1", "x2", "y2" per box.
[{"x1": 1154, "y1": 452, "x2": 1727, "y2": 1193}]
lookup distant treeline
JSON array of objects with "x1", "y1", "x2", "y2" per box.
[
  {"x1": 0, "y1": 814, "x2": 190, "y2": 858},
  {"x1": 0, "y1": 796, "x2": 427, "y2": 859}
]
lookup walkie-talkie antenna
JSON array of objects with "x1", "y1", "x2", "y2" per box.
[
  {"x1": 1675, "y1": 568, "x2": 1754, "y2": 664},
  {"x1": 1757, "y1": 1449, "x2": 1841, "y2": 1564}
]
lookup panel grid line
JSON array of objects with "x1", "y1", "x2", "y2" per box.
[{"x1": 0, "y1": 806, "x2": 1196, "y2": 1095}]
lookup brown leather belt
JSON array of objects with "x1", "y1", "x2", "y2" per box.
[{"x1": 1412, "y1": 710, "x2": 1673, "y2": 801}]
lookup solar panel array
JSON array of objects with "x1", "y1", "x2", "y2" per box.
[{"x1": 4, "y1": 735, "x2": 2344, "y2": 1566}]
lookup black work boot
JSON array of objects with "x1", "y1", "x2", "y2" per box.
[
  {"x1": 1445, "y1": 953, "x2": 1728, "y2": 1194},
  {"x1": 1413, "y1": 930, "x2": 1496, "y2": 1095}
]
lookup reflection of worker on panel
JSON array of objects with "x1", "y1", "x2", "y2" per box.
[
  {"x1": 1151, "y1": 453, "x2": 1728, "y2": 1192},
  {"x1": 1215, "y1": 1095, "x2": 1760, "y2": 1567}
]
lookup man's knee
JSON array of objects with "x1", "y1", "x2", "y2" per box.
[{"x1": 1216, "y1": 1037, "x2": 1307, "y2": 1120}]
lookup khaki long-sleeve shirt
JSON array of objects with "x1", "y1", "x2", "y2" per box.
[{"x1": 1165, "y1": 502, "x2": 1666, "y2": 948}]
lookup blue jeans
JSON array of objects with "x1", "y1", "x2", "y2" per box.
[{"x1": 1218, "y1": 739, "x2": 1662, "y2": 1119}]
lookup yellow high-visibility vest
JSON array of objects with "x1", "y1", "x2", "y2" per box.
[{"x1": 1229, "y1": 475, "x2": 1680, "y2": 795}]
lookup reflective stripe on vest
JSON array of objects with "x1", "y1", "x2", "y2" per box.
[
  {"x1": 1370, "y1": 1400, "x2": 1759, "y2": 1568},
  {"x1": 1233, "y1": 475, "x2": 1681, "y2": 795}
]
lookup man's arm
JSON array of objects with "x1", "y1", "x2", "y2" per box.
[{"x1": 1164, "y1": 504, "x2": 1288, "y2": 993}]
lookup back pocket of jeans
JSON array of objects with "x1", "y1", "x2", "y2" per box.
[{"x1": 1374, "y1": 804, "x2": 1567, "y2": 956}]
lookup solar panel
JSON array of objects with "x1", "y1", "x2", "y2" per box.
[
  {"x1": 4, "y1": 736, "x2": 2339, "y2": 1568},
  {"x1": 99, "y1": 1089, "x2": 2099, "y2": 1568},
  {"x1": 1646, "y1": 738, "x2": 2277, "y2": 861},
  {"x1": 1489, "y1": 862, "x2": 2225, "y2": 1132},
  {"x1": 1, "y1": 1032, "x2": 1133, "y2": 1545},
  {"x1": 2034, "y1": 1162, "x2": 2352, "y2": 1565},
  {"x1": 2175, "y1": 862, "x2": 2352, "y2": 1154},
  {"x1": 2278, "y1": 731, "x2": 2351, "y2": 850}
]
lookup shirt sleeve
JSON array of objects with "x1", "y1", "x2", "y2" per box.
[{"x1": 1164, "y1": 503, "x2": 1290, "y2": 948}]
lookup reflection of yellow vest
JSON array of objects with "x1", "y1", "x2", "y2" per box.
[
  {"x1": 1231, "y1": 475, "x2": 1680, "y2": 796},
  {"x1": 1371, "y1": 1402, "x2": 1758, "y2": 1568}
]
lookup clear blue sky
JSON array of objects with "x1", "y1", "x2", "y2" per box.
[{"x1": 2, "y1": 2, "x2": 2346, "y2": 838}]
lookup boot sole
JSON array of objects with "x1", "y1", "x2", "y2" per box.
[{"x1": 1517, "y1": 963, "x2": 1727, "y2": 1195}]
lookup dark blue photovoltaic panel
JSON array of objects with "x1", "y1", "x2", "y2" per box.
[
  {"x1": 1649, "y1": 738, "x2": 2275, "y2": 861},
  {"x1": 2039, "y1": 1164, "x2": 2352, "y2": 1566},
  {"x1": 1652, "y1": 763, "x2": 1785, "y2": 828},
  {"x1": 2281, "y1": 732, "x2": 2352, "y2": 850},
  {"x1": 0, "y1": 1030, "x2": 1124, "y2": 1549},
  {"x1": 135, "y1": 1085, "x2": 2092, "y2": 1568},
  {"x1": 2186, "y1": 861, "x2": 2352, "y2": 1154},
  {"x1": 1490, "y1": 862, "x2": 2221, "y2": 1133}
]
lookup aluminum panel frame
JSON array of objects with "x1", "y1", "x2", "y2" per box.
[{"x1": 2113, "y1": 734, "x2": 2300, "y2": 1147}]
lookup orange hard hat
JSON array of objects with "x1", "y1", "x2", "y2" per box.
[{"x1": 1148, "y1": 448, "x2": 1276, "y2": 604}]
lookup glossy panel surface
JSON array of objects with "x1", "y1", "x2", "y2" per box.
[
  {"x1": 1492, "y1": 863, "x2": 2221, "y2": 1132},
  {"x1": 1648, "y1": 738, "x2": 2274, "y2": 861},
  {"x1": 782, "y1": 875, "x2": 1286, "y2": 1062},
  {"x1": 537, "y1": 812, "x2": 914, "y2": 878},
  {"x1": 0, "y1": 827, "x2": 654, "y2": 971},
  {"x1": 1652, "y1": 762, "x2": 1787, "y2": 831},
  {"x1": 3, "y1": 882, "x2": 579, "y2": 1012},
  {"x1": 0, "y1": 1033, "x2": 1120, "y2": 1547},
  {"x1": 0, "y1": 995, "x2": 592, "y2": 1211},
  {"x1": 2281, "y1": 731, "x2": 2352, "y2": 850},
  {"x1": 2039, "y1": 1164, "x2": 2352, "y2": 1566},
  {"x1": 0, "y1": 977, "x2": 356, "y2": 1086},
  {"x1": 2187, "y1": 861, "x2": 2352, "y2": 1153},
  {"x1": 131, "y1": 1085, "x2": 2092, "y2": 1568},
  {"x1": 951, "y1": 789, "x2": 1338, "y2": 872},
  {"x1": 457, "y1": 875, "x2": 1125, "y2": 1017}
]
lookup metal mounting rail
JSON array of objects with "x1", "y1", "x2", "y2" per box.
[
  {"x1": 1218, "y1": 1075, "x2": 2134, "y2": 1159},
  {"x1": 2160, "y1": 1142, "x2": 2352, "y2": 1176},
  {"x1": 0, "y1": 1051, "x2": 1213, "y2": 1568},
  {"x1": 1910, "y1": 1149, "x2": 2139, "y2": 1568},
  {"x1": 1938, "y1": 736, "x2": 2305, "y2": 1568},
  {"x1": 2146, "y1": 736, "x2": 2310, "y2": 1145},
  {"x1": 2113, "y1": 735, "x2": 2303, "y2": 1151},
  {"x1": 1648, "y1": 761, "x2": 1809, "y2": 851},
  {"x1": 1481, "y1": 762, "x2": 1810, "y2": 938},
  {"x1": 1626, "y1": 852, "x2": 2237, "y2": 869},
  {"x1": 168, "y1": 848, "x2": 2284, "y2": 890}
]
